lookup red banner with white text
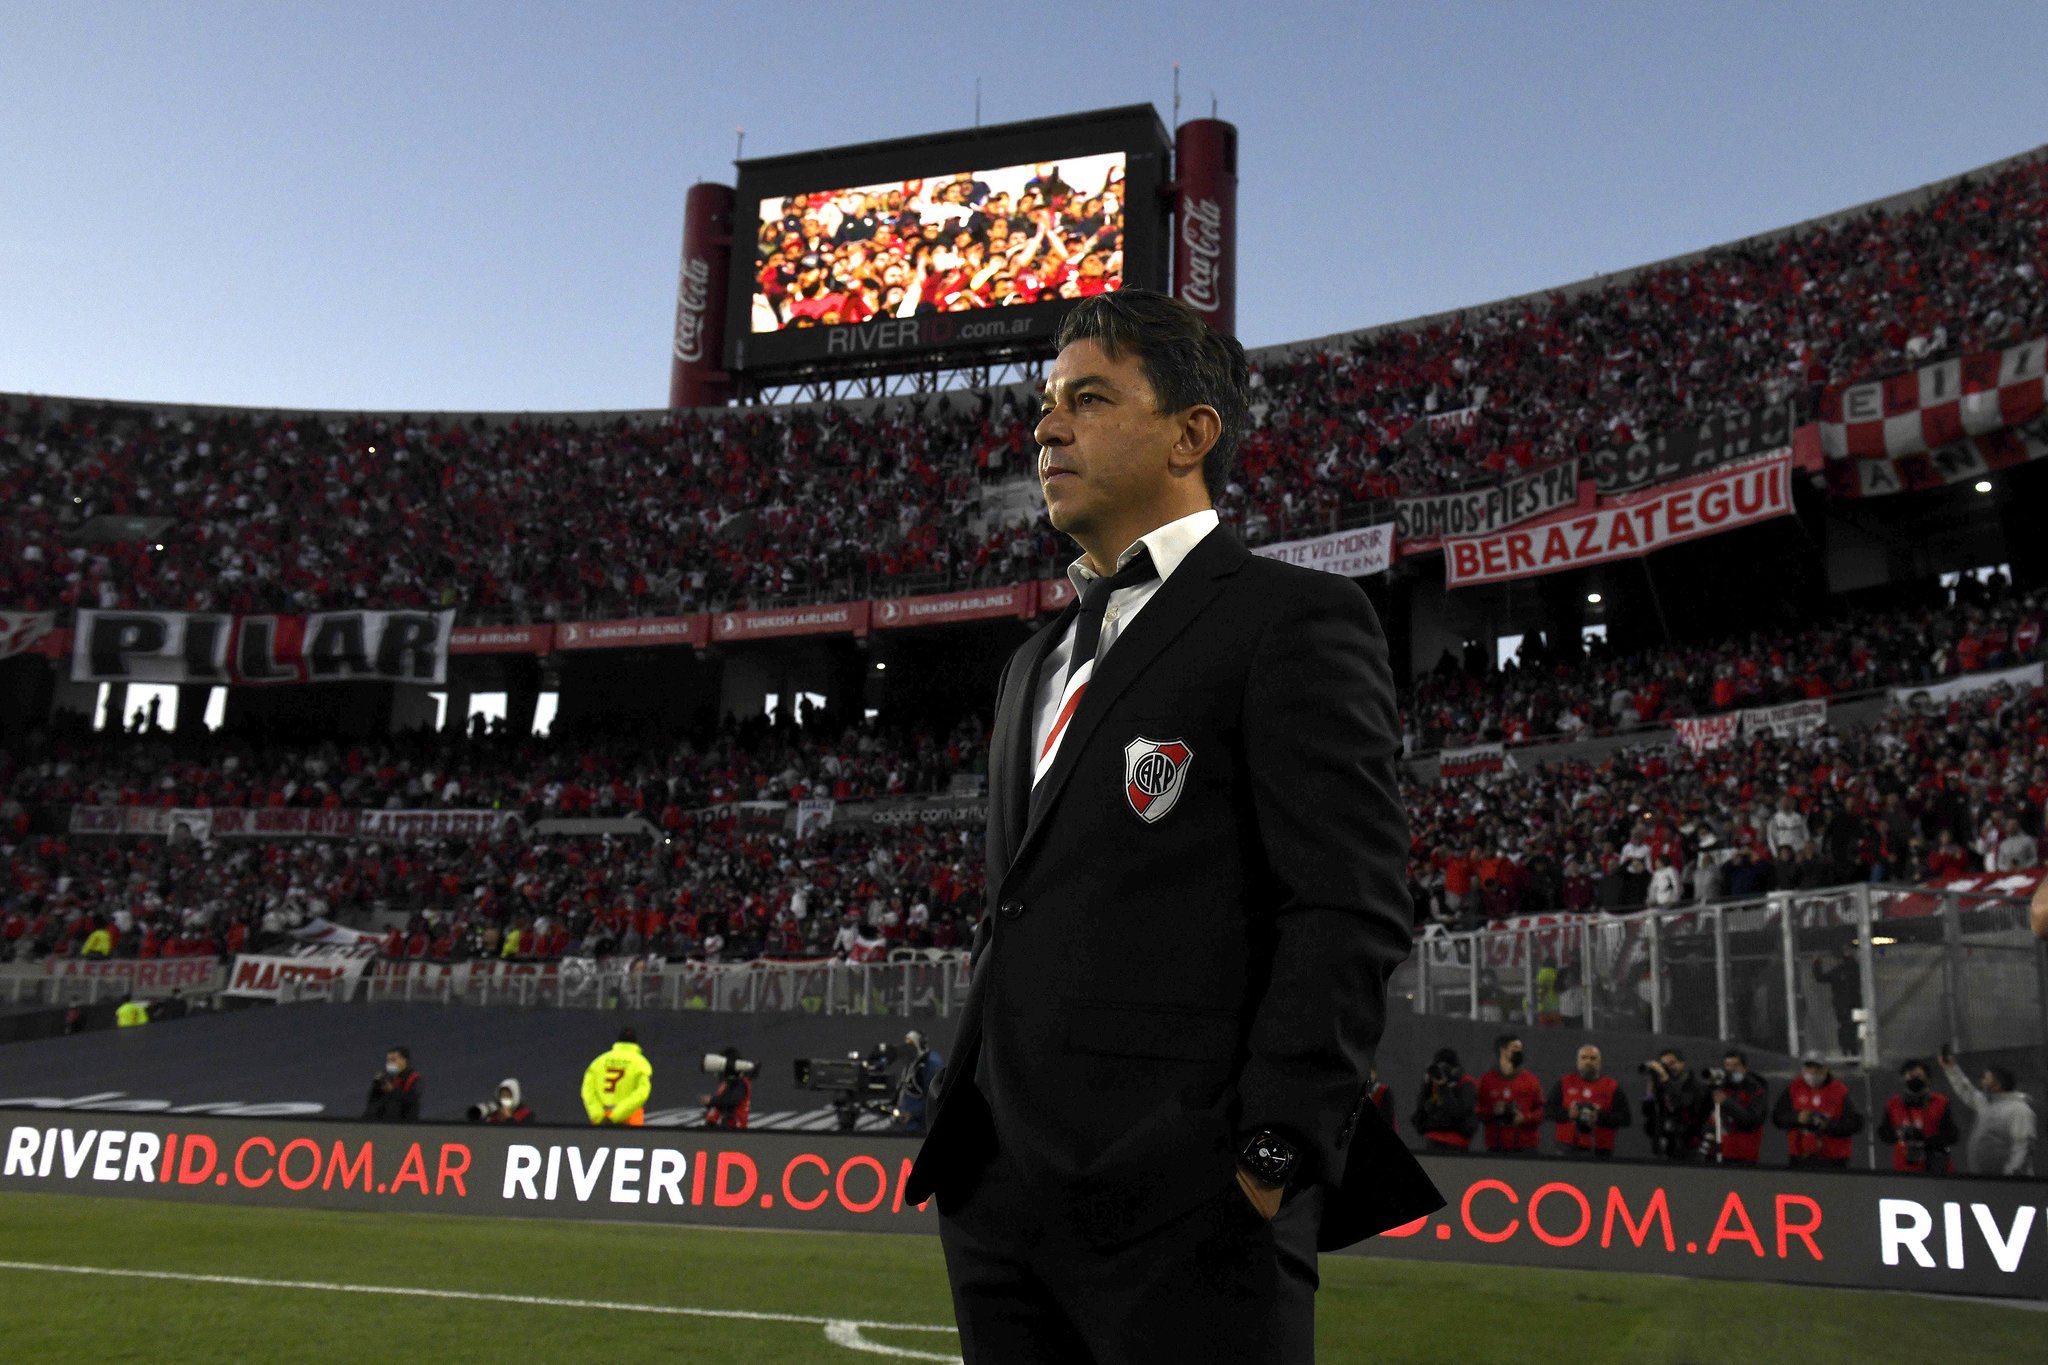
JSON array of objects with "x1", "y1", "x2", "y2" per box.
[{"x1": 1444, "y1": 458, "x2": 1791, "y2": 588}]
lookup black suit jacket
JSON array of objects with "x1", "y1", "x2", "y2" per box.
[{"x1": 906, "y1": 524, "x2": 1443, "y2": 1250}]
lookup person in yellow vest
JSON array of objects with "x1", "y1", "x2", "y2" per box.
[
  {"x1": 500, "y1": 922, "x2": 522, "y2": 959},
  {"x1": 115, "y1": 994, "x2": 149, "y2": 1028},
  {"x1": 80, "y1": 923, "x2": 114, "y2": 958},
  {"x1": 582, "y1": 1026, "x2": 652, "y2": 1126}
]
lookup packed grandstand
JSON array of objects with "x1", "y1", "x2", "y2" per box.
[{"x1": 1, "y1": 143, "x2": 2044, "y2": 981}]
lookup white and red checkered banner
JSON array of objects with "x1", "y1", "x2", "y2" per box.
[{"x1": 1819, "y1": 336, "x2": 2047, "y2": 496}]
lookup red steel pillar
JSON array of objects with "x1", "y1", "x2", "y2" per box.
[
  {"x1": 1171, "y1": 119, "x2": 1238, "y2": 335},
  {"x1": 667, "y1": 182, "x2": 734, "y2": 410}
]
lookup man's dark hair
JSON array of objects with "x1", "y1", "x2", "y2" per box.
[
  {"x1": 389, "y1": 1045, "x2": 411, "y2": 1063},
  {"x1": 617, "y1": 1026, "x2": 638, "y2": 1044},
  {"x1": 1900, "y1": 1057, "x2": 1930, "y2": 1077},
  {"x1": 1988, "y1": 1065, "x2": 2017, "y2": 1093},
  {"x1": 1052, "y1": 288, "x2": 1249, "y2": 501},
  {"x1": 1660, "y1": 1047, "x2": 1685, "y2": 1063},
  {"x1": 1493, "y1": 1033, "x2": 1520, "y2": 1054},
  {"x1": 1723, "y1": 1048, "x2": 1748, "y2": 1065}
]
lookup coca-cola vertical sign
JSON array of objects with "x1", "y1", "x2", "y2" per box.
[
  {"x1": 668, "y1": 182, "x2": 735, "y2": 410},
  {"x1": 1171, "y1": 119, "x2": 1237, "y2": 336}
]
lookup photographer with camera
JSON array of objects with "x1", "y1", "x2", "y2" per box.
[
  {"x1": 363, "y1": 1046, "x2": 422, "y2": 1123},
  {"x1": 1412, "y1": 1048, "x2": 1479, "y2": 1151},
  {"x1": 1475, "y1": 1034, "x2": 1543, "y2": 1154},
  {"x1": 1639, "y1": 1048, "x2": 1707, "y2": 1160},
  {"x1": 1877, "y1": 1058, "x2": 1959, "y2": 1174},
  {"x1": 891, "y1": 1029, "x2": 945, "y2": 1134},
  {"x1": 700, "y1": 1045, "x2": 755, "y2": 1130},
  {"x1": 468, "y1": 1078, "x2": 535, "y2": 1124},
  {"x1": 1773, "y1": 1056, "x2": 1864, "y2": 1169},
  {"x1": 1546, "y1": 1045, "x2": 1626, "y2": 1159},
  {"x1": 1707, "y1": 1050, "x2": 1769, "y2": 1165},
  {"x1": 582, "y1": 1026, "x2": 653, "y2": 1126}
]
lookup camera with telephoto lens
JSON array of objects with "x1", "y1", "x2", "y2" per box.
[
  {"x1": 701, "y1": 1052, "x2": 756, "y2": 1078},
  {"x1": 1425, "y1": 1060, "x2": 1463, "y2": 1086},
  {"x1": 1699, "y1": 1066, "x2": 1729, "y2": 1089},
  {"x1": 794, "y1": 1045, "x2": 899, "y2": 1131},
  {"x1": 1900, "y1": 1120, "x2": 1927, "y2": 1167}
]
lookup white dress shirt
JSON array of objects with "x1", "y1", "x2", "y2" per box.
[{"x1": 1029, "y1": 508, "x2": 1221, "y2": 770}]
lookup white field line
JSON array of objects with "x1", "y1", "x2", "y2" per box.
[{"x1": 0, "y1": 1260, "x2": 962, "y2": 1361}]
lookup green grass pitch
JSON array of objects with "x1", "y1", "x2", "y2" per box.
[{"x1": 0, "y1": 1192, "x2": 2037, "y2": 1362}]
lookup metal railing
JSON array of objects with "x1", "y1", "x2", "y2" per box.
[
  {"x1": 1393, "y1": 882, "x2": 2048, "y2": 1070},
  {"x1": 287, "y1": 953, "x2": 973, "y2": 1018}
]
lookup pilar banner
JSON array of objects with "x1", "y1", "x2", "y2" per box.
[{"x1": 72, "y1": 610, "x2": 455, "y2": 686}]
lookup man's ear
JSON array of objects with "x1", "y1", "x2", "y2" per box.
[{"x1": 1172, "y1": 404, "x2": 1222, "y2": 476}]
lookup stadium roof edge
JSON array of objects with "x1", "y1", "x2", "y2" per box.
[{"x1": 8, "y1": 141, "x2": 2041, "y2": 422}]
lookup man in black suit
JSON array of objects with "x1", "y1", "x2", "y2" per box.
[{"x1": 906, "y1": 290, "x2": 1442, "y2": 1363}]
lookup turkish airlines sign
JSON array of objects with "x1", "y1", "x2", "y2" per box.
[
  {"x1": 72, "y1": 610, "x2": 454, "y2": 686},
  {"x1": 1445, "y1": 458, "x2": 1791, "y2": 588},
  {"x1": 449, "y1": 625, "x2": 555, "y2": 655},
  {"x1": 872, "y1": 587, "x2": 1033, "y2": 630},
  {"x1": 555, "y1": 616, "x2": 708, "y2": 651},
  {"x1": 712, "y1": 602, "x2": 870, "y2": 642}
]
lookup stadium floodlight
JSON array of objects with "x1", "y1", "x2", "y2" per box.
[
  {"x1": 1974, "y1": 480, "x2": 1993, "y2": 493},
  {"x1": 875, "y1": 661, "x2": 887, "y2": 671},
  {"x1": 1586, "y1": 592, "x2": 1602, "y2": 604}
]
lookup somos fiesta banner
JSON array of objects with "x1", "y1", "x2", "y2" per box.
[
  {"x1": 1393, "y1": 461, "x2": 1581, "y2": 549},
  {"x1": 1444, "y1": 458, "x2": 1791, "y2": 588},
  {"x1": 2, "y1": 1112, "x2": 2045, "y2": 1298},
  {"x1": 72, "y1": 609, "x2": 455, "y2": 686}
]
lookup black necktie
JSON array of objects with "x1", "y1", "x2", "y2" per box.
[{"x1": 1031, "y1": 546, "x2": 1157, "y2": 816}]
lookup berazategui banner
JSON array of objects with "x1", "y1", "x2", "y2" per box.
[
  {"x1": 1444, "y1": 458, "x2": 1791, "y2": 588},
  {"x1": 72, "y1": 609, "x2": 455, "y2": 686}
]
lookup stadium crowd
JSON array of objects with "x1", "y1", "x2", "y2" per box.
[
  {"x1": 0, "y1": 712, "x2": 989, "y2": 967},
  {"x1": 752, "y1": 158, "x2": 1125, "y2": 329},
  {"x1": 3, "y1": 713, "x2": 988, "y2": 824},
  {"x1": 4, "y1": 153, "x2": 2042, "y2": 623},
  {"x1": 1407, "y1": 682, "x2": 2048, "y2": 928},
  {"x1": 1406, "y1": 575, "x2": 2044, "y2": 752}
]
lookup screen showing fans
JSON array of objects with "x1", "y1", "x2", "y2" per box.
[{"x1": 748, "y1": 151, "x2": 1127, "y2": 334}]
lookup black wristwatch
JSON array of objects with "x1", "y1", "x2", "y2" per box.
[{"x1": 1238, "y1": 1129, "x2": 1299, "y2": 1188}]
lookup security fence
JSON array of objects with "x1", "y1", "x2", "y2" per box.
[
  {"x1": 1394, "y1": 882, "x2": 2048, "y2": 1069},
  {"x1": 283, "y1": 953, "x2": 975, "y2": 1018}
]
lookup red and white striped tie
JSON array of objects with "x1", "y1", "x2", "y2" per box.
[{"x1": 1031, "y1": 547, "x2": 1157, "y2": 810}]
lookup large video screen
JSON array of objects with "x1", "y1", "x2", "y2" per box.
[
  {"x1": 749, "y1": 151, "x2": 1128, "y2": 333},
  {"x1": 726, "y1": 106, "x2": 1169, "y2": 383}
]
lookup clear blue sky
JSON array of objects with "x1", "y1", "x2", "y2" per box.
[{"x1": 3, "y1": 1, "x2": 2044, "y2": 413}]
